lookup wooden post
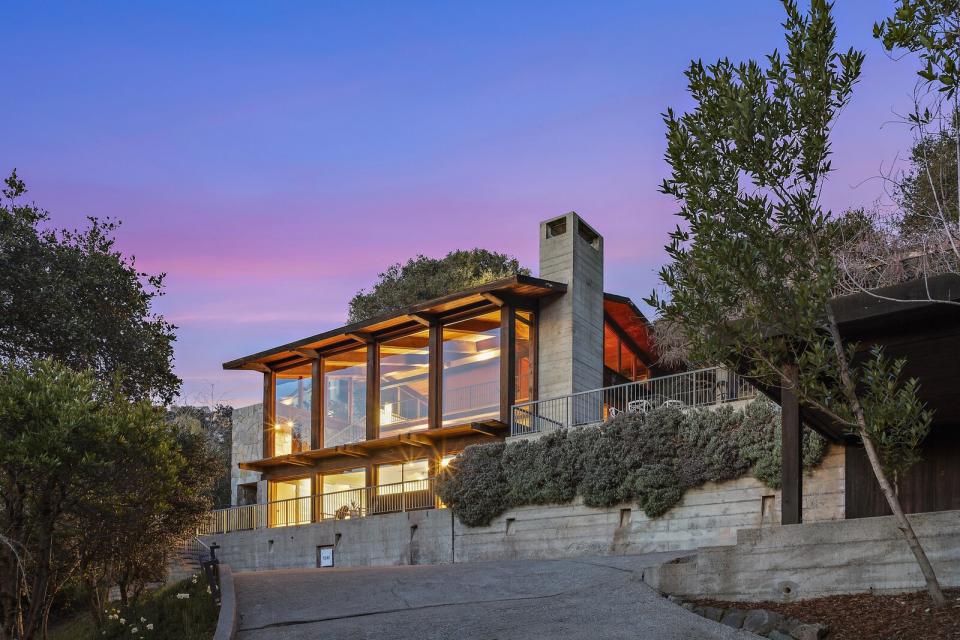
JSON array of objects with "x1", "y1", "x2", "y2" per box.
[
  {"x1": 312, "y1": 359, "x2": 322, "y2": 450},
  {"x1": 366, "y1": 343, "x2": 379, "y2": 442},
  {"x1": 263, "y1": 371, "x2": 276, "y2": 459},
  {"x1": 500, "y1": 306, "x2": 517, "y2": 424},
  {"x1": 781, "y1": 363, "x2": 802, "y2": 525},
  {"x1": 428, "y1": 320, "x2": 442, "y2": 429}
]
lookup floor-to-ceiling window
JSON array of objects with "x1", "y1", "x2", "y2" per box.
[
  {"x1": 603, "y1": 320, "x2": 649, "y2": 384},
  {"x1": 375, "y1": 459, "x2": 431, "y2": 512},
  {"x1": 319, "y1": 468, "x2": 366, "y2": 519},
  {"x1": 323, "y1": 347, "x2": 367, "y2": 447},
  {"x1": 379, "y1": 329, "x2": 430, "y2": 437},
  {"x1": 275, "y1": 373, "x2": 311, "y2": 456},
  {"x1": 442, "y1": 310, "x2": 501, "y2": 425},
  {"x1": 515, "y1": 310, "x2": 535, "y2": 405},
  {"x1": 269, "y1": 477, "x2": 312, "y2": 527}
]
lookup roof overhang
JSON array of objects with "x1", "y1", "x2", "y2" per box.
[{"x1": 224, "y1": 275, "x2": 566, "y2": 372}]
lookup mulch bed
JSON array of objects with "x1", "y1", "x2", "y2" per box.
[{"x1": 692, "y1": 588, "x2": 960, "y2": 639}]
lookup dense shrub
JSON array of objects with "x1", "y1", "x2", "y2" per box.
[{"x1": 438, "y1": 400, "x2": 826, "y2": 526}]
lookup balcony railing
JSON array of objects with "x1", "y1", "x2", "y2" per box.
[
  {"x1": 199, "y1": 478, "x2": 440, "y2": 536},
  {"x1": 510, "y1": 367, "x2": 758, "y2": 437}
]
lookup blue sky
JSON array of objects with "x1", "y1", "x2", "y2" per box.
[{"x1": 2, "y1": 1, "x2": 922, "y2": 406}]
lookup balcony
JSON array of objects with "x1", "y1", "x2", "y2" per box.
[
  {"x1": 510, "y1": 367, "x2": 758, "y2": 437},
  {"x1": 200, "y1": 478, "x2": 441, "y2": 536}
]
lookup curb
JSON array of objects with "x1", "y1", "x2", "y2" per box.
[{"x1": 213, "y1": 564, "x2": 238, "y2": 640}]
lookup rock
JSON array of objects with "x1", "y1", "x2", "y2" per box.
[
  {"x1": 700, "y1": 606, "x2": 724, "y2": 622},
  {"x1": 720, "y1": 608, "x2": 747, "y2": 629},
  {"x1": 767, "y1": 631, "x2": 793, "y2": 640},
  {"x1": 789, "y1": 622, "x2": 829, "y2": 640},
  {"x1": 743, "y1": 609, "x2": 784, "y2": 635},
  {"x1": 667, "y1": 595, "x2": 683, "y2": 605}
]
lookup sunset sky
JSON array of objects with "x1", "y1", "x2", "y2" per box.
[{"x1": 4, "y1": 1, "x2": 921, "y2": 407}]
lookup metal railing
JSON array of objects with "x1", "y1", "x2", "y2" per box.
[
  {"x1": 510, "y1": 367, "x2": 758, "y2": 437},
  {"x1": 199, "y1": 478, "x2": 440, "y2": 536}
]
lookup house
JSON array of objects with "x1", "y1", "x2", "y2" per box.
[{"x1": 216, "y1": 212, "x2": 755, "y2": 532}]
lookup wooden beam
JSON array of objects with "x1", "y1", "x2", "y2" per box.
[
  {"x1": 366, "y1": 343, "x2": 379, "y2": 441},
  {"x1": 500, "y1": 306, "x2": 516, "y2": 424},
  {"x1": 246, "y1": 363, "x2": 272, "y2": 373},
  {"x1": 781, "y1": 363, "x2": 802, "y2": 525},
  {"x1": 408, "y1": 313, "x2": 434, "y2": 327},
  {"x1": 428, "y1": 320, "x2": 441, "y2": 429},
  {"x1": 403, "y1": 433, "x2": 433, "y2": 447},
  {"x1": 338, "y1": 445, "x2": 368, "y2": 458},
  {"x1": 346, "y1": 332, "x2": 374, "y2": 344},
  {"x1": 263, "y1": 371, "x2": 276, "y2": 459},
  {"x1": 311, "y1": 359, "x2": 322, "y2": 450},
  {"x1": 294, "y1": 348, "x2": 319, "y2": 359},
  {"x1": 480, "y1": 292, "x2": 506, "y2": 306},
  {"x1": 470, "y1": 423, "x2": 502, "y2": 438},
  {"x1": 285, "y1": 456, "x2": 313, "y2": 467}
]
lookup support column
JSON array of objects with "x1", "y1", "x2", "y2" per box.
[
  {"x1": 500, "y1": 306, "x2": 516, "y2": 424},
  {"x1": 428, "y1": 320, "x2": 442, "y2": 429},
  {"x1": 262, "y1": 371, "x2": 276, "y2": 459},
  {"x1": 365, "y1": 343, "x2": 379, "y2": 442},
  {"x1": 781, "y1": 363, "x2": 802, "y2": 525},
  {"x1": 311, "y1": 359, "x2": 322, "y2": 449}
]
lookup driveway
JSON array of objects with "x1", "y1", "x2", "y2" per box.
[{"x1": 233, "y1": 554, "x2": 757, "y2": 639}]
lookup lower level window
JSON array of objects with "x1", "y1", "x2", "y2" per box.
[
  {"x1": 377, "y1": 459, "x2": 430, "y2": 494},
  {"x1": 320, "y1": 468, "x2": 366, "y2": 520},
  {"x1": 269, "y1": 477, "x2": 312, "y2": 527}
]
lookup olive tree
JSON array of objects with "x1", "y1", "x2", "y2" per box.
[{"x1": 648, "y1": 0, "x2": 945, "y2": 605}]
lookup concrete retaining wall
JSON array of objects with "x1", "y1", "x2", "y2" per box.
[
  {"x1": 205, "y1": 444, "x2": 844, "y2": 573},
  {"x1": 650, "y1": 508, "x2": 960, "y2": 602}
]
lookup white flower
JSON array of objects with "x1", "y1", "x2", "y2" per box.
[
  {"x1": 206, "y1": 586, "x2": 211, "y2": 594},
  {"x1": 131, "y1": 627, "x2": 138, "y2": 634},
  {"x1": 176, "y1": 593, "x2": 190, "y2": 600},
  {"x1": 146, "y1": 623, "x2": 154, "y2": 631},
  {"x1": 140, "y1": 617, "x2": 146, "y2": 623},
  {"x1": 119, "y1": 618, "x2": 126, "y2": 624},
  {"x1": 192, "y1": 576, "x2": 198, "y2": 584}
]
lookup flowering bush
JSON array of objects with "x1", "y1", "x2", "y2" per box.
[
  {"x1": 438, "y1": 400, "x2": 826, "y2": 526},
  {"x1": 97, "y1": 576, "x2": 217, "y2": 640}
]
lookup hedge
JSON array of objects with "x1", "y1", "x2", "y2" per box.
[{"x1": 437, "y1": 400, "x2": 825, "y2": 527}]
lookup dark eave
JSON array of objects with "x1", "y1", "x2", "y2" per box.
[{"x1": 223, "y1": 274, "x2": 566, "y2": 371}]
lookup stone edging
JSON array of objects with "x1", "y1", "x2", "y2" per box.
[
  {"x1": 213, "y1": 564, "x2": 238, "y2": 640},
  {"x1": 664, "y1": 594, "x2": 829, "y2": 640}
]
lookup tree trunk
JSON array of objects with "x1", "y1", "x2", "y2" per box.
[{"x1": 825, "y1": 306, "x2": 946, "y2": 606}]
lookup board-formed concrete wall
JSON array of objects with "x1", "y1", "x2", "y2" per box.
[
  {"x1": 206, "y1": 444, "x2": 844, "y2": 572},
  {"x1": 650, "y1": 507, "x2": 960, "y2": 601}
]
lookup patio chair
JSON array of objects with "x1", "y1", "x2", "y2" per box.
[{"x1": 627, "y1": 399, "x2": 653, "y2": 414}]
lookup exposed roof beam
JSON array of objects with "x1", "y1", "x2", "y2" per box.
[
  {"x1": 407, "y1": 313, "x2": 435, "y2": 327},
  {"x1": 293, "y1": 348, "x2": 319, "y2": 359},
  {"x1": 345, "y1": 332, "x2": 374, "y2": 344},
  {"x1": 480, "y1": 292, "x2": 505, "y2": 306}
]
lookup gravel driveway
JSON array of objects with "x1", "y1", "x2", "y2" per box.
[{"x1": 233, "y1": 554, "x2": 758, "y2": 639}]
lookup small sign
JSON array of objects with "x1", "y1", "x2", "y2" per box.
[{"x1": 318, "y1": 545, "x2": 334, "y2": 568}]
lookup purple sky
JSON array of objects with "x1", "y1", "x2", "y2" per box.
[{"x1": 3, "y1": 1, "x2": 921, "y2": 407}]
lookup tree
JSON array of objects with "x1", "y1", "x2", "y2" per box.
[
  {"x1": 347, "y1": 249, "x2": 529, "y2": 323},
  {"x1": 836, "y1": 2, "x2": 960, "y2": 300},
  {"x1": 648, "y1": 0, "x2": 945, "y2": 605},
  {"x1": 0, "y1": 361, "x2": 217, "y2": 640},
  {"x1": 0, "y1": 171, "x2": 179, "y2": 405},
  {"x1": 168, "y1": 404, "x2": 233, "y2": 508}
]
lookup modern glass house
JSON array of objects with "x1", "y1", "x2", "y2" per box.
[{"x1": 215, "y1": 213, "x2": 669, "y2": 530}]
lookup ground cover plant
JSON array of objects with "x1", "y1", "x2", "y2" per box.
[{"x1": 438, "y1": 401, "x2": 825, "y2": 527}]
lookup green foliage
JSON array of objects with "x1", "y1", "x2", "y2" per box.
[
  {"x1": 347, "y1": 249, "x2": 529, "y2": 323},
  {"x1": 96, "y1": 577, "x2": 217, "y2": 640},
  {"x1": 0, "y1": 360, "x2": 219, "y2": 640},
  {"x1": 168, "y1": 405, "x2": 234, "y2": 508},
  {"x1": 874, "y1": 0, "x2": 960, "y2": 99},
  {"x1": 0, "y1": 170, "x2": 179, "y2": 404},
  {"x1": 438, "y1": 401, "x2": 826, "y2": 527}
]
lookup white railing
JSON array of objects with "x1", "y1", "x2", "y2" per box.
[
  {"x1": 199, "y1": 478, "x2": 440, "y2": 536},
  {"x1": 510, "y1": 367, "x2": 758, "y2": 437}
]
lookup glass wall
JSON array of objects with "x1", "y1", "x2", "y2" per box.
[
  {"x1": 269, "y1": 477, "x2": 312, "y2": 527},
  {"x1": 379, "y1": 329, "x2": 430, "y2": 437},
  {"x1": 515, "y1": 310, "x2": 535, "y2": 405},
  {"x1": 319, "y1": 468, "x2": 366, "y2": 519},
  {"x1": 377, "y1": 459, "x2": 430, "y2": 494},
  {"x1": 603, "y1": 320, "x2": 649, "y2": 383},
  {"x1": 275, "y1": 373, "x2": 311, "y2": 456},
  {"x1": 323, "y1": 347, "x2": 367, "y2": 447},
  {"x1": 442, "y1": 310, "x2": 501, "y2": 425}
]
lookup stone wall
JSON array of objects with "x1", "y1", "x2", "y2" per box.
[
  {"x1": 650, "y1": 507, "x2": 960, "y2": 601},
  {"x1": 205, "y1": 444, "x2": 844, "y2": 572},
  {"x1": 230, "y1": 404, "x2": 264, "y2": 506}
]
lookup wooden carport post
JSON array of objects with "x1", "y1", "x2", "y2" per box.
[{"x1": 781, "y1": 363, "x2": 802, "y2": 525}]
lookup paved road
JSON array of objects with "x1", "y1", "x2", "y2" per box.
[{"x1": 233, "y1": 554, "x2": 758, "y2": 640}]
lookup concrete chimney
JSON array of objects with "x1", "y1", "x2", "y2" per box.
[{"x1": 537, "y1": 212, "x2": 604, "y2": 399}]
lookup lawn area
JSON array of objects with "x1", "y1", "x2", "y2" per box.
[{"x1": 50, "y1": 575, "x2": 218, "y2": 640}]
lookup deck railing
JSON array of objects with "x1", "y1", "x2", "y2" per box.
[
  {"x1": 199, "y1": 478, "x2": 440, "y2": 536},
  {"x1": 510, "y1": 367, "x2": 758, "y2": 437}
]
